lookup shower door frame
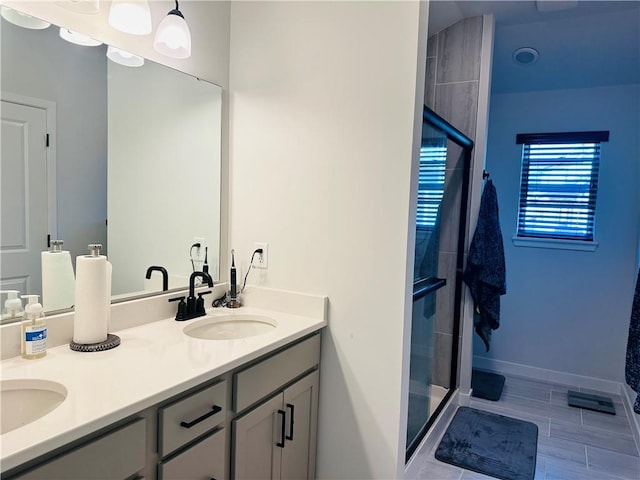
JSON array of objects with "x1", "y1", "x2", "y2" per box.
[{"x1": 406, "y1": 106, "x2": 473, "y2": 462}]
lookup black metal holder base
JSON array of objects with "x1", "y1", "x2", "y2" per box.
[{"x1": 70, "y1": 334, "x2": 121, "y2": 353}]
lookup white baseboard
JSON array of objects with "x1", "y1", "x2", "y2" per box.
[
  {"x1": 458, "y1": 390, "x2": 471, "y2": 407},
  {"x1": 474, "y1": 355, "x2": 640, "y2": 445},
  {"x1": 473, "y1": 356, "x2": 621, "y2": 394},
  {"x1": 621, "y1": 385, "x2": 640, "y2": 452}
]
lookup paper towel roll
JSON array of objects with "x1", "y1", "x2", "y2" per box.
[
  {"x1": 73, "y1": 254, "x2": 112, "y2": 344},
  {"x1": 41, "y1": 250, "x2": 75, "y2": 312}
]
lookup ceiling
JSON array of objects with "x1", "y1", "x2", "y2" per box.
[{"x1": 428, "y1": 1, "x2": 640, "y2": 93}]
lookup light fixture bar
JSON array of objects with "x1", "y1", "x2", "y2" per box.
[{"x1": 54, "y1": 0, "x2": 100, "y2": 15}]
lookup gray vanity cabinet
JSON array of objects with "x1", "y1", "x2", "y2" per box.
[
  {"x1": 11, "y1": 418, "x2": 146, "y2": 480},
  {"x1": 158, "y1": 428, "x2": 226, "y2": 480},
  {"x1": 156, "y1": 378, "x2": 229, "y2": 480},
  {"x1": 233, "y1": 370, "x2": 319, "y2": 480},
  {"x1": 232, "y1": 333, "x2": 321, "y2": 480},
  {"x1": 4, "y1": 331, "x2": 322, "y2": 480}
]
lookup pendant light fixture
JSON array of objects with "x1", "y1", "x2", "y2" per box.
[
  {"x1": 108, "y1": 0, "x2": 152, "y2": 35},
  {"x1": 59, "y1": 28, "x2": 102, "y2": 46},
  {"x1": 107, "y1": 45, "x2": 145, "y2": 67},
  {"x1": 153, "y1": 1, "x2": 191, "y2": 59},
  {"x1": 1, "y1": 6, "x2": 51, "y2": 29}
]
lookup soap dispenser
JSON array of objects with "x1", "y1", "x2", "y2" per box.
[
  {"x1": 2, "y1": 290, "x2": 23, "y2": 320},
  {"x1": 21, "y1": 295, "x2": 47, "y2": 359}
]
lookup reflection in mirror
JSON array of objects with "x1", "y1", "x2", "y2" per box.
[{"x1": 0, "y1": 11, "x2": 221, "y2": 322}]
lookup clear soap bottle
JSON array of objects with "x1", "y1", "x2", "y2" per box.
[{"x1": 21, "y1": 295, "x2": 47, "y2": 359}]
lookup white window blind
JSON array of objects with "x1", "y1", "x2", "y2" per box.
[
  {"x1": 516, "y1": 131, "x2": 608, "y2": 242},
  {"x1": 416, "y1": 143, "x2": 447, "y2": 229}
]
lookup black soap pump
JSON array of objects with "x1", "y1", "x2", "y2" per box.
[{"x1": 227, "y1": 249, "x2": 241, "y2": 308}]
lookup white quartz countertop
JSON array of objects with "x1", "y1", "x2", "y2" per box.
[{"x1": 0, "y1": 305, "x2": 326, "y2": 472}]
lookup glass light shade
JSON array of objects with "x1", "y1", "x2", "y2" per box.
[
  {"x1": 108, "y1": 0, "x2": 151, "y2": 35},
  {"x1": 59, "y1": 28, "x2": 102, "y2": 46},
  {"x1": 1, "y1": 6, "x2": 51, "y2": 29},
  {"x1": 153, "y1": 12, "x2": 191, "y2": 59},
  {"x1": 54, "y1": 0, "x2": 100, "y2": 15},
  {"x1": 107, "y1": 46, "x2": 144, "y2": 67}
]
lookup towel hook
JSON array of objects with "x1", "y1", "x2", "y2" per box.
[{"x1": 482, "y1": 170, "x2": 490, "y2": 180}]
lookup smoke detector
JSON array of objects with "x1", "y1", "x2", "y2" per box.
[{"x1": 513, "y1": 47, "x2": 539, "y2": 65}]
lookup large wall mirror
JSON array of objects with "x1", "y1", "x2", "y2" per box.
[{"x1": 0, "y1": 9, "x2": 222, "y2": 322}]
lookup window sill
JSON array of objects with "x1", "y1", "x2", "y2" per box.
[{"x1": 512, "y1": 236, "x2": 598, "y2": 252}]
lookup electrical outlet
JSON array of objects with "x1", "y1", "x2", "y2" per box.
[
  {"x1": 254, "y1": 242, "x2": 268, "y2": 269},
  {"x1": 192, "y1": 237, "x2": 205, "y2": 262}
]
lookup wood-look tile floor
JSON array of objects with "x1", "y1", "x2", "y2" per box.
[{"x1": 406, "y1": 373, "x2": 640, "y2": 480}]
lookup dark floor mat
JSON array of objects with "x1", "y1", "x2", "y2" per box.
[
  {"x1": 471, "y1": 369, "x2": 505, "y2": 401},
  {"x1": 435, "y1": 407, "x2": 538, "y2": 480}
]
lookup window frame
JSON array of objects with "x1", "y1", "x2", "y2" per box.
[{"x1": 513, "y1": 130, "x2": 609, "y2": 251}]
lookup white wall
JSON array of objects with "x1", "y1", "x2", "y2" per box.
[
  {"x1": 229, "y1": 2, "x2": 427, "y2": 477},
  {"x1": 477, "y1": 84, "x2": 640, "y2": 383}
]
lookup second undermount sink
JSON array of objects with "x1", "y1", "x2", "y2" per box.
[
  {"x1": 1, "y1": 379, "x2": 67, "y2": 435},
  {"x1": 183, "y1": 314, "x2": 277, "y2": 340}
]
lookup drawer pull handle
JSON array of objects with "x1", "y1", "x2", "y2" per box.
[
  {"x1": 180, "y1": 405, "x2": 222, "y2": 428},
  {"x1": 286, "y1": 403, "x2": 295, "y2": 441},
  {"x1": 276, "y1": 409, "x2": 286, "y2": 448}
]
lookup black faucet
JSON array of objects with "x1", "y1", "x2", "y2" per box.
[
  {"x1": 168, "y1": 271, "x2": 213, "y2": 321},
  {"x1": 146, "y1": 266, "x2": 169, "y2": 291},
  {"x1": 187, "y1": 271, "x2": 214, "y2": 319}
]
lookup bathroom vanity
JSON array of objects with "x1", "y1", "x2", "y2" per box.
[{"x1": 0, "y1": 290, "x2": 326, "y2": 480}]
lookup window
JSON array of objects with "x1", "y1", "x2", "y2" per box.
[
  {"x1": 515, "y1": 131, "x2": 609, "y2": 245},
  {"x1": 416, "y1": 141, "x2": 447, "y2": 229}
]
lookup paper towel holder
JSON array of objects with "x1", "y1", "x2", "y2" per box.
[
  {"x1": 70, "y1": 333, "x2": 121, "y2": 352},
  {"x1": 70, "y1": 243, "x2": 120, "y2": 353},
  {"x1": 50, "y1": 239, "x2": 64, "y2": 252}
]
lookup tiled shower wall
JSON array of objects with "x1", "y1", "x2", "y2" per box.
[{"x1": 424, "y1": 16, "x2": 484, "y2": 388}]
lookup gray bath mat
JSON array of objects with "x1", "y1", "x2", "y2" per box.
[
  {"x1": 472, "y1": 369, "x2": 505, "y2": 401},
  {"x1": 435, "y1": 407, "x2": 538, "y2": 480}
]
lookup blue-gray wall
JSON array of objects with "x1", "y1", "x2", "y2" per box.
[
  {"x1": 476, "y1": 83, "x2": 640, "y2": 383},
  {"x1": 1, "y1": 20, "x2": 107, "y2": 262}
]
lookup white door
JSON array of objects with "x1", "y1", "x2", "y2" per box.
[{"x1": 1, "y1": 100, "x2": 49, "y2": 297}]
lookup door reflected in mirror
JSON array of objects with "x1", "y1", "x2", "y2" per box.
[{"x1": 0, "y1": 11, "x2": 222, "y2": 321}]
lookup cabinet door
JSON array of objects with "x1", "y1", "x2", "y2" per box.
[
  {"x1": 281, "y1": 371, "x2": 319, "y2": 480},
  {"x1": 233, "y1": 394, "x2": 283, "y2": 480},
  {"x1": 159, "y1": 428, "x2": 226, "y2": 480}
]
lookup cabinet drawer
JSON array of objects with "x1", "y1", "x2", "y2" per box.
[
  {"x1": 158, "y1": 428, "x2": 226, "y2": 480},
  {"x1": 158, "y1": 379, "x2": 227, "y2": 457},
  {"x1": 15, "y1": 418, "x2": 146, "y2": 480},
  {"x1": 234, "y1": 334, "x2": 320, "y2": 412}
]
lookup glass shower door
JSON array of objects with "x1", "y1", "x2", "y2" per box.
[
  {"x1": 406, "y1": 106, "x2": 473, "y2": 460},
  {"x1": 407, "y1": 122, "x2": 448, "y2": 455}
]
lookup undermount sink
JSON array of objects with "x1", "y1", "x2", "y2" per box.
[
  {"x1": 183, "y1": 314, "x2": 277, "y2": 340},
  {"x1": 1, "y1": 379, "x2": 67, "y2": 435}
]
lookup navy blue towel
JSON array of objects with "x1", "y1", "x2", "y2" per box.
[
  {"x1": 463, "y1": 180, "x2": 506, "y2": 352},
  {"x1": 625, "y1": 268, "x2": 640, "y2": 414}
]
